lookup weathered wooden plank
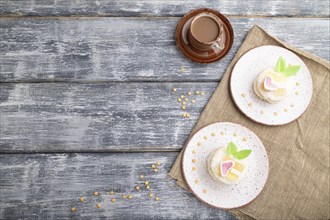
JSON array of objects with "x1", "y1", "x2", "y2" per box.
[
  {"x1": 0, "y1": 17, "x2": 329, "y2": 82},
  {"x1": 0, "y1": 0, "x2": 329, "y2": 17},
  {"x1": 0, "y1": 153, "x2": 236, "y2": 220},
  {"x1": 0, "y1": 82, "x2": 217, "y2": 153}
]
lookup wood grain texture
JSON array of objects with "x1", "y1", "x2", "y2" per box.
[
  {"x1": 0, "y1": 0, "x2": 329, "y2": 17},
  {"x1": 0, "y1": 82, "x2": 217, "y2": 153},
  {"x1": 0, "y1": 153, "x2": 237, "y2": 220},
  {"x1": 1, "y1": 17, "x2": 329, "y2": 82}
]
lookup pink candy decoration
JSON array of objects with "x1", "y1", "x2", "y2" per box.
[
  {"x1": 263, "y1": 76, "x2": 278, "y2": 91},
  {"x1": 220, "y1": 160, "x2": 235, "y2": 176}
]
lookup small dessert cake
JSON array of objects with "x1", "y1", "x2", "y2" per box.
[
  {"x1": 253, "y1": 57, "x2": 301, "y2": 103},
  {"x1": 207, "y1": 142, "x2": 252, "y2": 185}
]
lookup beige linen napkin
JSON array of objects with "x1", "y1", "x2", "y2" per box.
[{"x1": 169, "y1": 25, "x2": 330, "y2": 220}]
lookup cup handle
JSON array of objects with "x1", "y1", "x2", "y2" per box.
[{"x1": 211, "y1": 38, "x2": 225, "y2": 51}]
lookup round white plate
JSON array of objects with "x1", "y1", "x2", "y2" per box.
[
  {"x1": 182, "y1": 122, "x2": 269, "y2": 209},
  {"x1": 230, "y1": 45, "x2": 313, "y2": 126}
]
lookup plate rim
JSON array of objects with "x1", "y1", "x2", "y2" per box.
[
  {"x1": 181, "y1": 121, "x2": 269, "y2": 210},
  {"x1": 229, "y1": 45, "x2": 313, "y2": 126}
]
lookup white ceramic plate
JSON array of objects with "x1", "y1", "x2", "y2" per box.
[
  {"x1": 182, "y1": 122, "x2": 269, "y2": 209},
  {"x1": 230, "y1": 45, "x2": 313, "y2": 126}
]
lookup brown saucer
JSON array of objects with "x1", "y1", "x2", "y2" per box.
[{"x1": 176, "y1": 8, "x2": 234, "y2": 63}]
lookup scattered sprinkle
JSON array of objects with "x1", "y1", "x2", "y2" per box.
[
  {"x1": 290, "y1": 104, "x2": 295, "y2": 107},
  {"x1": 180, "y1": 95, "x2": 185, "y2": 99},
  {"x1": 192, "y1": 167, "x2": 197, "y2": 171},
  {"x1": 192, "y1": 150, "x2": 196, "y2": 154},
  {"x1": 220, "y1": 132, "x2": 224, "y2": 136},
  {"x1": 195, "y1": 179, "x2": 199, "y2": 184},
  {"x1": 248, "y1": 103, "x2": 253, "y2": 107},
  {"x1": 111, "y1": 198, "x2": 116, "y2": 203},
  {"x1": 122, "y1": 194, "x2": 127, "y2": 199},
  {"x1": 191, "y1": 100, "x2": 196, "y2": 104},
  {"x1": 187, "y1": 92, "x2": 192, "y2": 96},
  {"x1": 204, "y1": 136, "x2": 208, "y2": 140},
  {"x1": 260, "y1": 110, "x2": 264, "y2": 115},
  {"x1": 154, "y1": 168, "x2": 158, "y2": 173},
  {"x1": 182, "y1": 101, "x2": 186, "y2": 105},
  {"x1": 144, "y1": 180, "x2": 149, "y2": 185},
  {"x1": 184, "y1": 98, "x2": 188, "y2": 102},
  {"x1": 177, "y1": 98, "x2": 182, "y2": 102},
  {"x1": 284, "y1": 108, "x2": 288, "y2": 112},
  {"x1": 151, "y1": 164, "x2": 156, "y2": 169},
  {"x1": 233, "y1": 133, "x2": 237, "y2": 137},
  {"x1": 197, "y1": 142, "x2": 202, "y2": 147},
  {"x1": 195, "y1": 91, "x2": 200, "y2": 95},
  {"x1": 180, "y1": 66, "x2": 185, "y2": 72},
  {"x1": 192, "y1": 159, "x2": 197, "y2": 163},
  {"x1": 172, "y1": 88, "x2": 177, "y2": 92},
  {"x1": 295, "y1": 91, "x2": 300, "y2": 95},
  {"x1": 93, "y1": 191, "x2": 99, "y2": 196},
  {"x1": 146, "y1": 185, "x2": 151, "y2": 190},
  {"x1": 156, "y1": 161, "x2": 161, "y2": 166},
  {"x1": 71, "y1": 207, "x2": 76, "y2": 212},
  {"x1": 274, "y1": 112, "x2": 278, "y2": 116},
  {"x1": 149, "y1": 193, "x2": 154, "y2": 198},
  {"x1": 155, "y1": 196, "x2": 160, "y2": 201},
  {"x1": 96, "y1": 204, "x2": 101, "y2": 209},
  {"x1": 139, "y1": 175, "x2": 144, "y2": 179},
  {"x1": 201, "y1": 92, "x2": 205, "y2": 96},
  {"x1": 241, "y1": 93, "x2": 246, "y2": 97},
  {"x1": 296, "y1": 82, "x2": 300, "y2": 86},
  {"x1": 110, "y1": 191, "x2": 115, "y2": 195},
  {"x1": 203, "y1": 189, "x2": 207, "y2": 194},
  {"x1": 135, "y1": 186, "x2": 141, "y2": 191},
  {"x1": 127, "y1": 195, "x2": 133, "y2": 200},
  {"x1": 211, "y1": 132, "x2": 216, "y2": 137},
  {"x1": 181, "y1": 106, "x2": 186, "y2": 110},
  {"x1": 79, "y1": 197, "x2": 85, "y2": 202}
]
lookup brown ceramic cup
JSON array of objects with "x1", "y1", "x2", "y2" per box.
[{"x1": 187, "y1": 12, "x2": 225, "y2": 51}]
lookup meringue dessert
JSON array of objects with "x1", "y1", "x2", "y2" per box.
[
  {"x1": 253, "y1": 57, "x2": 301, "y2": 104},
  {"x1": 207, "y1": 142, "x2": 252, "y2": 185}
]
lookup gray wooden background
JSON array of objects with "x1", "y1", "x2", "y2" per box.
[{"x1": 0, "y1": 0, "x2": 329, "y2": 219}]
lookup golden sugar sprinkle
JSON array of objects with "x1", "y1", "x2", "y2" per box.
[
  {"x1": 139, "y1": 175, "x2": 144, "y2": 179},
  {"x1": 181, "y1": 106, "x2": 186, "y2": 110},
  {"x1": 195, "y1": 179, "x2": 199, "y2": 184},
  {"x1": 192, "y1": 150, "x2": 196, "y2": 154},
  {"x1": 242, "y1": 137, "x2": 247, "y2": 142},
  {"x1": 146, "y1": 185, "x2": 151, "y2": 190},
  {"x1": 296, "y1": 82, "x2": 300, "y2": 86},
  {"x1": 127, "y1": 195, "x2": 133, "y2": 200},
  {"x1": 96, "y1": 204, "x2": 101, "y2": 209},
  {"x1": 284, "y1": 108, "x2": 288, "y2": 112},
  {"x1": 172, "y1": 88, "x2": 177, "y2": 92},
  {"x1": 233, "y1": 133, "x2": 237, "y2": 137},
  {"x1": 156, "y1": 161, "x2": 161, "y2": 166},
  {"x1": 260, "y1": 110, "x2": 264, "y2": 115},
  {"x1": 211, "y1": 132, "x2": 216, "y2": 137},
  {"x1": 274, "y1": 112, "x2": 278, "y2": 116},
  {"x1": 295, "y1": 91, "x2": 300, "y2": 95},
  {"x1": 203, "y1": 136, "x2": 208, "y2": 140},
  {"x1": 79, "y1": 197, "x2": 85, "y2": 202},
  {"x1": 71, "y1": 207, "x2": 76, "y2": 212},
  {"x1": 111, "y1": 198, "x2": 116, "y2": 203},
  {"x1": 177, "y1": 98, "x2": 182, "y2": 102},
  {"x1": 241, "y1": 93, "x2": 246, "y2": 98},
  {"x1": 93, "y1": 191, "x2": 99, "y2": 196},
  {"x1": 154, "y1": 168, "x2": 158, "y2": 173},
  {"x1": 290, "y1": 104, "x2": 295, "y2": 107},
  {"x1": 220, "y1": 132, "x2": 224, "y2": 136},
  {"x1": 191, "y1": 100, "x2": 196, "y2": 104},
  {"x1": 203, "y1": 189, "x2": 207, "y2": 194},
  {"x1": 135, "y1": 185, "x2": 141, "y2": 191},
  {"x1": 144, "y1": 180, "x2": 149, "y2": 185},
  {"x1": 122, "y1": 194, "x2": 127, "y2": 199},
  {"x1": 110, "y1": 191, "x2": 115, "y2": 195},
  {"x1": 180, "y1": 95, "x2": 185, "y2": 99},
  {"x1": 197, "y1": 142, "x2": 202, "y2": 147},
  {"x1": 195, "y1": 91, "x2": 200, "y2": 95},
  {"x1": 149, "y1": 193, "x2": 154, "y2": 198},
  {"x1": 151, "y1": 164, "x2": 156, "y2": 168},
  {"x1": 187, "y1": 92, "x2": 192, "y2": 96},
  {"x1": 192, "y1": 159, "x2": 197, "y2": 163},
  {"x1": 155, "y1": 196, "x2": 160, "y2": 201},
  {"x1": 192, "y1": 167, "x2": 197, "y2": 171},
  {"x1": 248, "y1": 103, "x2": 253, "y2": 107},
  {"x1": 201, "y1": 92, "x2": 205, "y2": 96},
  {"x1": 180, "y1": 66, "x2": 185, "y2": 72}
]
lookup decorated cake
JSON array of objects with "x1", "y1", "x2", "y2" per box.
[
  {"x1": 253, "y1": 57, "x2": 301, "y2": 103},
  {"x1": 207, "y1": 142, "x2": 252, "y2": 185}
]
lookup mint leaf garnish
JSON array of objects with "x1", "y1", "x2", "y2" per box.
[
  {"x1": 226, "y1": 142, "x2": 237, "y2": 155},
  {"x1": 275, "y1": 57, "x2": 301, "y2": 78},
  {"x1": 282, "y1": 65, "x2": 301, "y2": 77},
  {"x1": 233, "y1": 149, "x2": 252, "y2": 160},
  {"x1": 276, "y1": 57, "x2": 286, "y2": 72}
]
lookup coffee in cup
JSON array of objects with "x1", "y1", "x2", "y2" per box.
[{"x1": 188, "y1": 12, "x2": 225, "y2": 51}]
